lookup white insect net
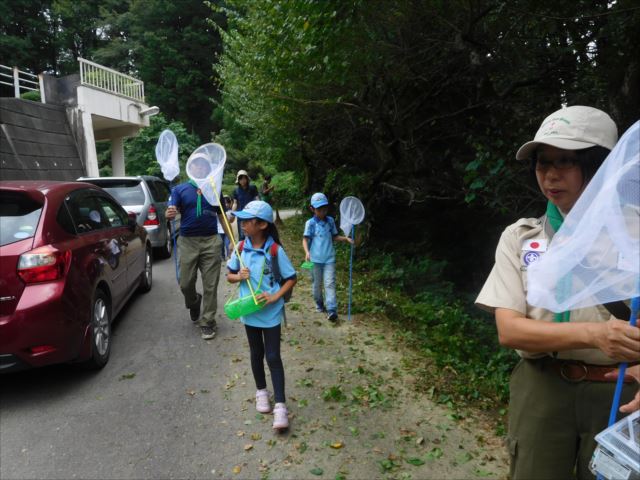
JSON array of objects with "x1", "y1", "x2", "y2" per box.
[
  {"x1": 339, "y1": 196, "x2": 365, "y2": 236},
  {"x1": 185, "y1": 143, "x2": 226, "y2": 206},
  {"x1": 155, "y1": 129, "x2": 180, "y2": 182},
  {"x1": 527, "y1": 121, "x2": 640, "y2": 313}
]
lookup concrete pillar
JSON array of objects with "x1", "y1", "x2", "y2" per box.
[
  {"x1": 81, "y1": 109, "x2": 100, "y2": 177},
  {"x1": 111, "y1": 137, "x2": 125, "y2": 176}
]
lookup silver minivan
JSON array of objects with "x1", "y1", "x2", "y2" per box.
[{"x1": 78, "y1": 175, "x2": 177, "y2": 258}]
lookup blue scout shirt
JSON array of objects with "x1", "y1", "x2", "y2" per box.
[
  {"x1": 303, "y1": 216, "x2": 338, "y2": 264},
  {"x1": 227, "y1": 236, "x2": 296, "y2": 328},
  {"x1": 169, "y1": 183, "x2": 220, "y2": 237}
]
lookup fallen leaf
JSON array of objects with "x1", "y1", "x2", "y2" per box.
[
  {"x1": 186, "y1": 389, "x2": 196, "y2": 396},
  {"x1": 119, "y1": 373, "x2": 135, "y2": 381},
  {"x1": 309, "y1": 467, "x2": 323, "y2": 476},
  {"x1": 236, "y1": 431, "x2": 245, "y2": 437},
  {"x1": 416, "y1": 436, "x2": 425, "y2": 445},
  {"x1": 330, "y1": 442, "x2": 344, "y2": 449},
  {"x1": 244, "y1": 444, "x2": 253, "y2": 451},
  {"x1": 406, "y1": 457, "x2": 425, "y2": 466},
  {"x1": 232, "y1": 465, "x2": 241, "y2": 474},
  {"x1": 251, "y1": 433, "x2": 262, "y2": 441}
]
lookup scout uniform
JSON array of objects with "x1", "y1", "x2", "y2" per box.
[
  {"x1": 304, "y1": 193, "x2": 339, "y2": 317},
  {"x1": 477, "y1": 214, "x2": 635, "y2": 479},
  {"x1": 227, "y1": 236, "x2": 296, "y2": 328}
]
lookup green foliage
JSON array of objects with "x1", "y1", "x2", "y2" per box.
[
  {"x1": 20, "y1": 91, "x2": 41, "y2": 102},
  {"x1": 124, "y1": 114, "x2": 200, "y2": 180},
  {"x1": 269, "y1": 171, "x2": 304, "y2": 208}
]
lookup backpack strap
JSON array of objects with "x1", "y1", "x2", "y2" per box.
[
  {"x1": 269, "y1": 243, "x2": 281, "y2": 283},
  {"x1": 238, "y1": 240, "x2": 245, "y2": 254}
]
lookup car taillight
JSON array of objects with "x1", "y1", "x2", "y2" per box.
[
  {"x1": 144, "y1": 205, "x2": 159, "y2": 226},
  {"x1": 17, "y1": 247, "x2": 72, "y2": 283}
]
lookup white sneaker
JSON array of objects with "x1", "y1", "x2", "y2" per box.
[
  {"x1": 255, "y1": 389, "x2": 271, "y2": 413},
  {"x1": 272, "y1": 403, "x2": 289, "y2": 430}
]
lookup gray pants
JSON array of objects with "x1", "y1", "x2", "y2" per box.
[{"x1": 177, "y1": 235, "x2": 222, "y2": 327}]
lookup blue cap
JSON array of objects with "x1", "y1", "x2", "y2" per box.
[
  {"x1": 310, "y1": 192, "x2": 329, "y2": 208},
  {"x1": 232, "y1": 200, "x2": 274, "y2": 223}
]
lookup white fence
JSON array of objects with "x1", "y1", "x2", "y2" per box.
[
  {"x1": 78, "y1": 57, "x2": 144, "y2": 102},
  {"x1": 0, "y1": 65, "x2": 45, "y2": 102}
]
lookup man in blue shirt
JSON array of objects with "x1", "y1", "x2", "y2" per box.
[
  {"x1": 166, "y1": 157, "x2": 232, "y2": 340},
  {"x1": 232, "y1": 170, "x2": 259, "y2": 241},
  {"x1": 302, "y1": 192, "x2": 353, "y2": 322}
]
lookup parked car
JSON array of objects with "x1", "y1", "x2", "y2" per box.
[
  {"x1": 0, "y1": 181, "x2": 152, "y2": 372},
  {"x1": 77, "y1": 175, "x2": 177, "y2": 258}
]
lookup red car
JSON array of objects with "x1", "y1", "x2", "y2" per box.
[{"x1": 0, "y1": 181, "x2": 153, "y2": 372}]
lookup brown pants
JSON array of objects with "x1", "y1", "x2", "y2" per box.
[{"x1": 507, "y1": 358, "x2": 636, "y2": 480}]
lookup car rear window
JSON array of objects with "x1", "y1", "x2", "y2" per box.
[
  {"x1": 88, "y1": 180, "x2": 146, "y2": 206},
  {"x1": 0, "y1": 192, "x2": 43, "y2": 246}
]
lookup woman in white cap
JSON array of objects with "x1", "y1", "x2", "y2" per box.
[
  {"x1": 476, "y1": 106, "x2": 640, "y2": 479},
  {"x1": 232, "y1": 170, "x2": 259, "y2": 241}
]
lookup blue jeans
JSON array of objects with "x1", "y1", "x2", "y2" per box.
[{"x1": 312, "y1": 262, "x2": 336, "y2": 314}]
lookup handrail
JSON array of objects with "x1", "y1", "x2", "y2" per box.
[
  {"x1": 78, "y1": 57, "x2": 145, "y2": 102},
  {"x1": 0, "y1": 64, "x2": 45, "y2": 102}
]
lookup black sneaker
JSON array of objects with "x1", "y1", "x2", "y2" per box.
[
  {"x1": 327, "y1": 312, "x2": 338, "y2": 323},
  {"x1": 189, "y1": 293, "x2": 202, "y2": 322},
  {"x1": 201, "y1": 325, "x2": 216, "y2": 340}
]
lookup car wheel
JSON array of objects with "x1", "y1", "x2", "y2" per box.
[
  {"x1": 138, "y1": 246, "x2": 153, "y2": 293},
  {"x1": 156, "y1": 224, "x2": 173, "y2": 259},
  {"x1": 84, "y1": 289, "x2": 111, "y2": 369}
]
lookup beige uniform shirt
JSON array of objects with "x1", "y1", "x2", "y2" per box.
[{"x1": 476, "y1": 216, "x2": 616, "y2": 365}]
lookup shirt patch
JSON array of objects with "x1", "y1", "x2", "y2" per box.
[
  {"x1": 522, "y1": 251, "x2": 541, "y2": 266},
  {"x1": 522, "y1": 239, "x2": 547, "y2": 252}
]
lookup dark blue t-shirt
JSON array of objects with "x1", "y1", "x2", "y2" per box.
[
  {"x1": 233, "y1": 184, "x2": 259, "y2": 211},
  {"x1": 169, "y1": 183, "x2": 222, "y2": 237}
]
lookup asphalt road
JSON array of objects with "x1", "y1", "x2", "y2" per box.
[{"x1": 1, "y1": 256, "x2": 247, "y2": 479}]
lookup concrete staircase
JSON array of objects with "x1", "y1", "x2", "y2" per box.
[{"x1": 0, "y1": 98, "x2": 84, "y2": 181}]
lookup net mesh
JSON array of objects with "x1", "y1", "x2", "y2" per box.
[
  {"x1": 185, "y1": 143, "x2": 226, "y2": 206},
  {"x1": 155, "y1": 129, "x2": 179, "y2": 181},
  {"x1": 339, "y1": 196, "x2": 365, "y2": 236},
  {"x1": 527, "y1": 121, "x2": 640, "y2": 313}
]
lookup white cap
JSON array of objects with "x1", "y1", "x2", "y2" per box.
[
  {"x1": 235, "y1": 169, "x2": 251, "y2": 184},
  {"x1": 516, "y1": 106, "x2": 618, "y2": 160}
]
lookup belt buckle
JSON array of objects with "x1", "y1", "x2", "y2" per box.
[{"x1": 560, "y1": 363, "x2": 588, "y2": 383}]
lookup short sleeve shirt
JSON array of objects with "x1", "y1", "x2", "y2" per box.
[
  {"x1": 233, "y1": 185, "x2": 259, "y2": 211},
  {"x1": 475, "y1": 216, "x2": 616, "y2": 365},
  {"x1": 227, "y1": 236, "x2": 296, "y2": 328},
  {"x1": 169, "y1": 183, "x2": 221, "y2": 237},
  {"x1": 303, "y1": 216, "x2": 338, "y2": 264}
]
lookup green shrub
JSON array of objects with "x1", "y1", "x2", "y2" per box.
[{"x1": 20, "y1": 90, "x2": 41, "y2": 102}]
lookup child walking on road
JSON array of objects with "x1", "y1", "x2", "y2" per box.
[
  {"x1": 226, "y1": 201, "x2": 297, "y2": 430},
  {"x1": 302, "y1": 193, "x2": 353, "y2": 322}
]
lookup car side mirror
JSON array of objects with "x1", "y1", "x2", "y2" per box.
[{"x1": 127, "y1": 212, "x2": 137, "y2": 231}]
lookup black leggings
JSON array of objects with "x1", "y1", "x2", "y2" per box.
[{"x1": 244, "y1": 324, "x2": 285, "y2": 403}]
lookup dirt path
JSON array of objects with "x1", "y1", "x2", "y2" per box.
[{"x1": 216, "y1": 265, "x2": 509, "y2": 479}]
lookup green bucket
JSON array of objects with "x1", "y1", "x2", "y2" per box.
[
  {"x1": 300, "y1": 261, "x2": 314, "y2": 270},
  {"x1": 224, "y1": 290, "x2": 266, "y2": 320}
]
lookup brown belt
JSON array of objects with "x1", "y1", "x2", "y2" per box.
[{"x1": 546, "y1": 359, "x2": 636, "y2": 383}]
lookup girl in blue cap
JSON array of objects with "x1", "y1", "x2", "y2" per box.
[
  {"x1": 302, "y1": 192, "x2": 354, "y2": 322},
  {"x1": 226, "y1": 200, "x2": 297, "y2": 430}
]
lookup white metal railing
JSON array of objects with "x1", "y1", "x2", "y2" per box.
[
  {"x1": 78, "y1": 57, "x2": 144, "y2": 102},
  {"x1": 0, "y1": 64, "x2": 45, "y2": 103}
]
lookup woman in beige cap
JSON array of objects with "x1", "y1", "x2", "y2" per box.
[
  {"x1": 476, "y1": 106, "x2": 640, "y2": 479},
  {"x1": 232, "y1": 170, "x2": 259, "y2": 240}
]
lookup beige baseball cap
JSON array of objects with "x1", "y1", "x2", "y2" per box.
[
  {"x1": 516, "y1": 105, "x2": 618, "y2": 160},
  {"x1": 235, "y1": 169, "x2": 251, "y2": 183}
]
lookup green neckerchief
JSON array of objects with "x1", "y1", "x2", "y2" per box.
[
  {"x1": 188, "y1": 180, "x2": 202, "y2": 217},
  {"x1": 546, "y1": 201, "x2": 570, "y2": 323}
]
